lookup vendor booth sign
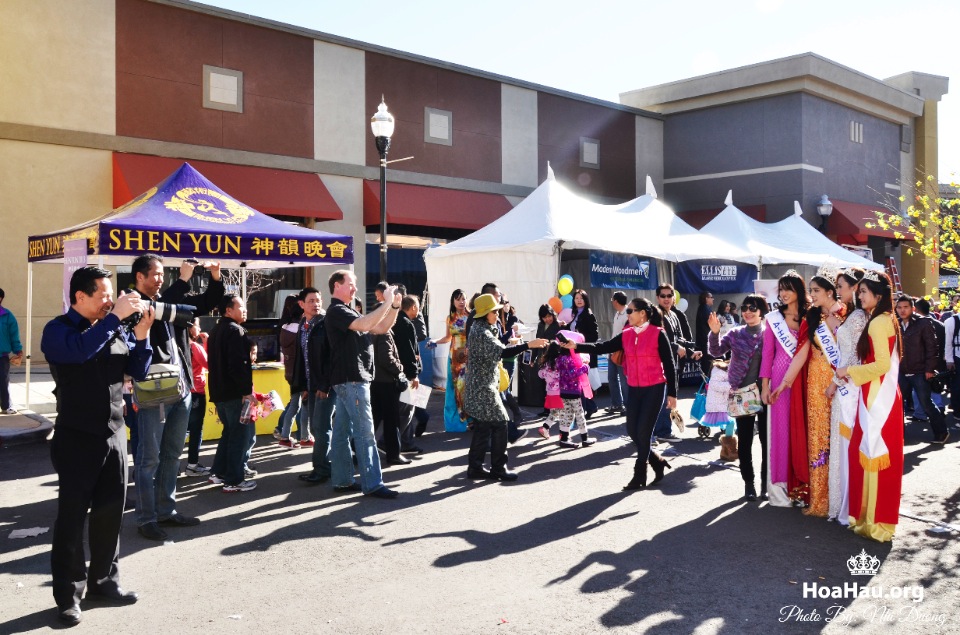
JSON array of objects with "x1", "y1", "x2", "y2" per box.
[
  {"x1": 675, "y1": 259, "x2": 755, "y2": 294},
  {"x1": 589, "y1": 251, "x2": 657, "y2": 290}
]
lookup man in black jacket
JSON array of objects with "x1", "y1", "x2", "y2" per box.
[
  {"x1": 41, "y1": 267, "x2": 154, "y2": 625},
  {"x1": 292, "y1": 287, "x2": 338, "y2": 484},
  {"x1": 208, "y1": 294, "x2": 258, "y2": 491},
  {"x1": 897, "y1": 296, "x2": 949, "y2": 443},
  {"x1": 131, "y1": 253, "x2": 224, "y2": 540},
  {"x1": 393, "y1": 295, "x2": 423, "y2": 453},
  {"x1": 654, "y1": 284, "x2": 701, "y2": 443}
]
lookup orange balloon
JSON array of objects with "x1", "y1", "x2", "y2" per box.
[{"x1": 547, "y1": 297, "x2": 563, "y2": 313}]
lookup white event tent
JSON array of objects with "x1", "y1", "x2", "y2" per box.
[
  {"x1": 698, "y1": 193, "x2": 883, "y2": 271},
  {"x1": 422, "y1": 169, "x2": 751, "y2": 337}
]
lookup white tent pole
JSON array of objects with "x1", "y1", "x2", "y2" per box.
[
  {"x1": 757, "y1": 255, "x2": 763, "y2": 280},
  {"x1": 241, "y1": 266, "x2": 247, "y2": 303},
  {"x1": 25, "y1": 262, "x2": 33, "y2": 411}
]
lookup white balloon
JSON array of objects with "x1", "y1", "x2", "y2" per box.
[{"x1": 677, "y1": 298, "x2": 689, "y2": 312}]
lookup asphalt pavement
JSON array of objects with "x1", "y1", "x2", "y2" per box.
[{"x1": 1, "y1": 378, "x2": 959, "y2": 634}]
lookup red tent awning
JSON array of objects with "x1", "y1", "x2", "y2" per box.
[
  {"x1": 113, "y1": 153, "x2": 343, "y2": 220},
  {"x1": 827, "y1": 200, "x2": 899, "y2": 239},
  {"x1": 362, "y1": 181, "x2": 513, "y2": 230}
]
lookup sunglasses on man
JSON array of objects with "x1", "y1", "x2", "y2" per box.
[{"x1": 658, "y1": 293, "x2": 674, "y2": 299}]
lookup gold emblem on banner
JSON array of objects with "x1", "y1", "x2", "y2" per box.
[{"x1": 164, "y1": 187, "x2": 254, "y2": 224}]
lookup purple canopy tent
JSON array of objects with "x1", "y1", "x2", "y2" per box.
[
  {"x1": 28, "y1": 162, "x2": 353, "y2": 268},
  {"x1": 24, "y1": 162, "x2": 354, "y2": 407}
]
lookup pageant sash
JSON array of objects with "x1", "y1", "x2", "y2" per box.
[
  {"x1": 814, "y1": 321, "x2": 850, "y2": 399},
  {"x1": 766, "y1": 311, "x2": 797, "y2": 358},
  {"x1": 857, "y1": 343, "x2": 899, "y2": 472}
]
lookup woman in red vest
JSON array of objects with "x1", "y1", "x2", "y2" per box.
[{"x1": 564, "y1": 298, "x2": 677, "y2": 490}]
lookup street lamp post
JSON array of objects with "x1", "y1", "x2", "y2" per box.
[
  {"x1": 370, "y1": 97, "x2": 395, "y2": 282},
  {"x1": 816, "y1": 194, "x2": 834, "y2": 232}
]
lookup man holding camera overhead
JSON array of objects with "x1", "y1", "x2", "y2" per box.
[{"x1": 131, "y1": 253, "x2": 224, "y2": 541}]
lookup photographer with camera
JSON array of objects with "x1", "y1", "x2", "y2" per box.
[
  {"x1": 131, "y1": 253, "x2": 224, "y2": 541},
  {"x1": 42, "y1": 266, "x2": 154, "y2": 625}
]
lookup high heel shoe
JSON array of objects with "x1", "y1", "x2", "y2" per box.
[
  {"x1": 623, "y1": 462, "x2": 647, "y2": 490},
  {"x1": 649, "y1": 453, "x2": 672, "y2": 485}
]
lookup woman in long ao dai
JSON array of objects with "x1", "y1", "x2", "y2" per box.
[
  {"x1": 837, "y1": 272, "x2": 904, "y2": 542},
  {"x1": 826, "y1": 269, "x2": 867, "y2": 524}
]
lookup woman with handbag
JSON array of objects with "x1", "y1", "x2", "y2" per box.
[
  {"x1": 463, "y1": 294, "x2": 548, "y2": 481},
  {"x1": 569, "y1": 289, "x2": 600, "y2": 418},
  {"x1": 707, "y1": 294, "x2": 769, "y2": 501},
  {"x1": 835, "y1": 271, "x2": 903, "y2": 542},
  {"x1": 771, "y1": 265, "x2": 844, "y2": 516},
  {"x1": 564, "y1": 298, "x2": 677, "y2": 490},
  {"x1": 759, "y1": 271, "x2": 808, "y2": 507}
]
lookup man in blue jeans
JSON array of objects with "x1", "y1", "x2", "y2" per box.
[
  {"x1": 131, "y1": 254, "x2": 224, "y2": 541},
  {"x1": 897, "y1": 296, "x2": 949, "y2": 444},
  {"x1": 605, "y1": 292, "x2": 629, "y2": 415},
  {"x1": 291, "y1": 287, "x2": 337, "y2": 485},
  {"x1": 208, "y1": 294, "x2": 258, "y2": 492},
  {"x1": 324, "y1": 270, "x2": 400, "y2": 499},
  {"x1": 0, "y1": 287, "x2": 24, "y2": 414}
]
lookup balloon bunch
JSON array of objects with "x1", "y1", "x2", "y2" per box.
[{"x1": 547, "y1": 275, "x2": 576, "y2": 323}]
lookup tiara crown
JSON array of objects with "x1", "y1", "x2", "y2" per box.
[
  {"x1": 815, "y1": 263, "x2": 840, "y2": 287},
  {"x1": 783, "y1": 269, "x2": 802, "y2": 279},
  {"x1": 862, "y1": 269, "x2": 883, "y2": 283},
  {"x1": 847, "y1": 549, "x2": 881, "y2": 576}
]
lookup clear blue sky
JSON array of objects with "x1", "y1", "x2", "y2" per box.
[{"x1": 198, "y1": 0, "x2": 959, "y2": 186}]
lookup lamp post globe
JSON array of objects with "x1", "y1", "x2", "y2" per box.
[{"x1": 371, "y1": 98, "x2": 395, "y2": 283}]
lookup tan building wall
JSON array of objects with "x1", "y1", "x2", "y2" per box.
[
  {"x1": 0, "y1": 141, "x2": 114, "y2": 356},
  {"x1": 0, "y1": 0, "x2": 115, "y2": 134}
]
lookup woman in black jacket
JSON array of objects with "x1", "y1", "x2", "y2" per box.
[{"x1": 569, "y1": 289, "x2": 599, "y2": 417}]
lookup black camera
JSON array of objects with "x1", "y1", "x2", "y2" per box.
[{"x1": 120, "y1": 294, "x2": 197, "y2": 329}]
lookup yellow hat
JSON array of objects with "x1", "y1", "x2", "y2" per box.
[{"x1": 473, "y1": 293, "x2": 503, "y2": 318}]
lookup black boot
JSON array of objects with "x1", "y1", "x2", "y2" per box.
[
  {"x1": 649, "y1": 451, "x2": 672, "y2": 485},
  {"x1": 623, "y1": 459, "x2": 647, "y2": 490},
  {"x1": 744, "y1": 482, "x2": 758, "y2": 501}
]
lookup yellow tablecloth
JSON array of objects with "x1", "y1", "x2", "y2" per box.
[{"x1": 201, "y1": 363, "x2": 291, "y2": 440}]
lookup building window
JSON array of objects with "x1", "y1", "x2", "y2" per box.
[
  {"x1": 849, "y1": 121, "x2": 863, "y2": 144},
  {"x1": 580, "y1": 137, "x2": 600, "y2": 169},
  {"x1": 203, "y1": 65, "x2": 243, "y2": 113},
  {"x1": 424, "y1": 107, "x2": 452, "y2": 146},
  {"x1": 900, "y1": 124, "x2": 912, "y2": 153}
]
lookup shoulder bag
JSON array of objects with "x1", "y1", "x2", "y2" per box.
[{"x1": 134, "y1": 323, "x2": 189, "y2": 409}]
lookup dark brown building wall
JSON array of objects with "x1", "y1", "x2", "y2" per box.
[
  {"x1": 365, "y1": 53, "x2": 501, "y2": 183},
  {"x1": 538, "y1": 94, "x2": 635, "y2": 201},
  {"x1": 116, "y1": 0, "x2": 313, "y2": 158}
]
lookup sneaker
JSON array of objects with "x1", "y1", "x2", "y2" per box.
[
  {"x1": 558, "y1": 439, "x2": 580, "y2": 449},
  {"x1": 185, "y1": 463, "x2": 211, "y2": 476},
  {"x1": 658, "y1": 434, "x2": 682, "y2": 443},
  {"x1": 299, "y1": 438, "x2": 315, "y2": 448},
  {"x1": 272, "y1": 429, "x2": 282, "y2": 440},
  {"x1": 537, "y1": 425, "x2": 550, "y2": 440},
  {"x1": 3, "y1": 408, "x2": 17, "y2": 415},
  {"x1": 650, "y1": 439, "x2": 660, "y2": 448},
  {"x1": 932, "y1": 431, "x2": 951, "y2": 445},
  {"x1": 580, "y1": 436, "x2": 596, "y2": 447},
  {"x1": 208, "y1": 475, "x2": 224, "y2": 485},
  {"x1": 244, "y1": 466, "x2": 258, "y2": 478},
  {"x1": 223, "y1": 480, "x2": 257, "y2": 492},
  {"x1": 278, "y1": 438, "x2": 300, "y2": 449}
]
